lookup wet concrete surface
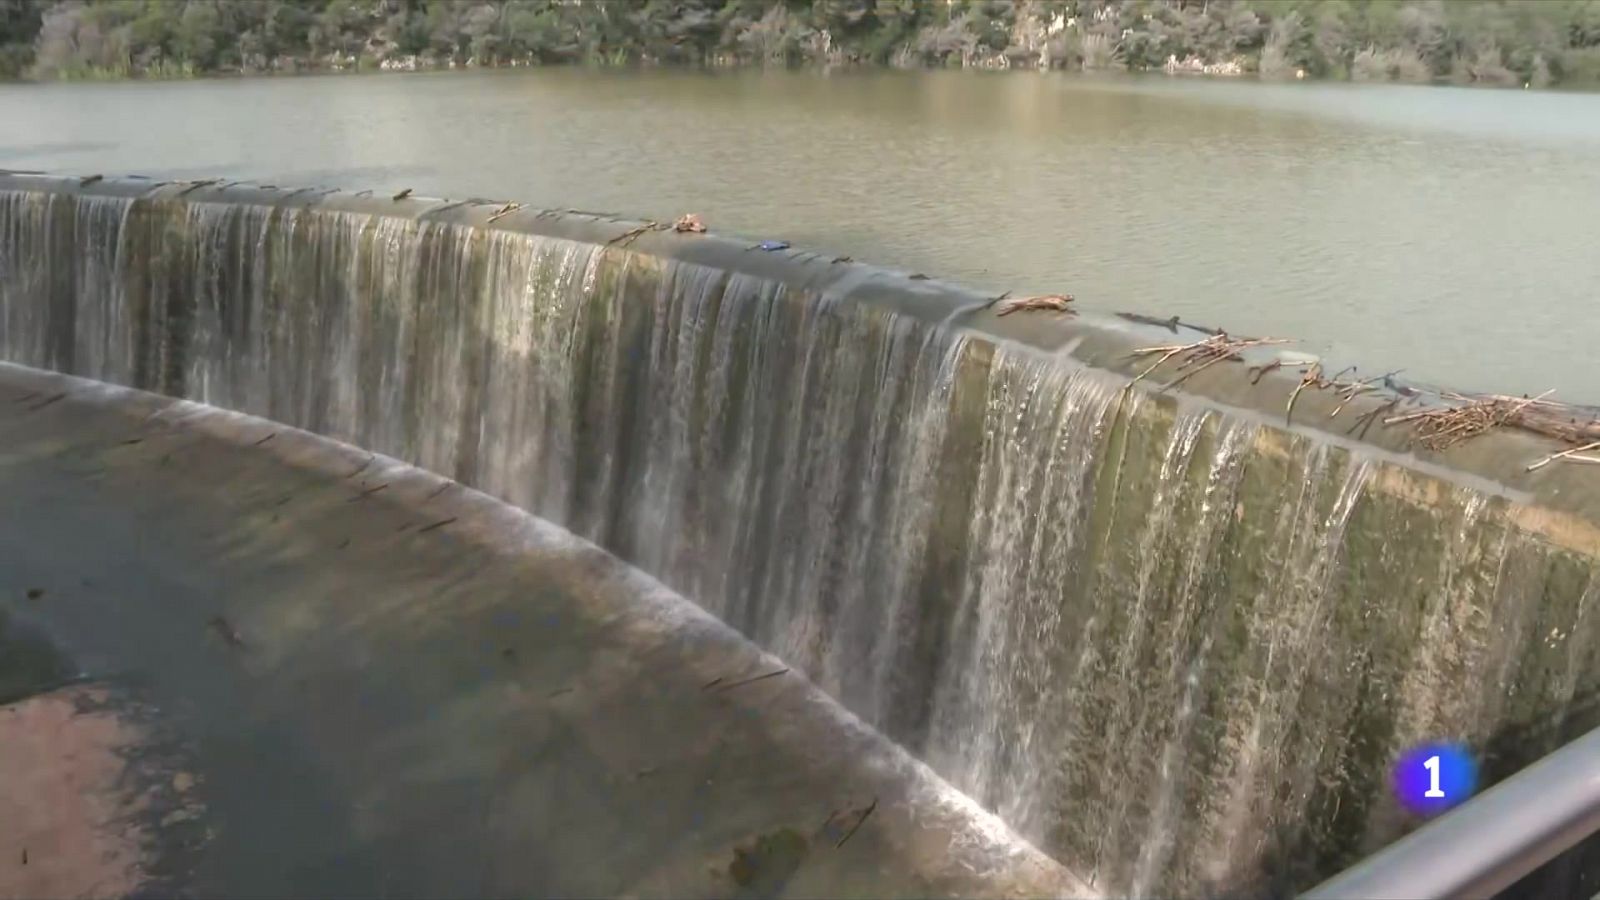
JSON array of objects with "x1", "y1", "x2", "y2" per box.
[{"x1": 0, "y1": 362, "x2": 1090, "y2": 899}]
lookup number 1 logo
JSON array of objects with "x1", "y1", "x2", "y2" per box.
[
  {"x1": 1394, "y1": 742, "x2": 1476, "y2": 815},
  {"x1": 1424, "y1": 754, "x2": 1445, "y2": 798}
]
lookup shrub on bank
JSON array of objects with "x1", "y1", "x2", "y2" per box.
[{"x1": 4, "y1": 0, "x2": 1600, "y2": 90}]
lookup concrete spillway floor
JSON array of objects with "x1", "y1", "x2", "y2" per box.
[{"x1": 0, "y1": 362, "x2": 1090, "y2": 900}]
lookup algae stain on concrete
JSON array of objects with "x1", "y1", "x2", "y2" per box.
[
  {"x1": 725, "y1": 827, "x2": 809, "y2": 898},
  {"x1": 0, "y1": 606, "x2": 77, "y2": 705}
]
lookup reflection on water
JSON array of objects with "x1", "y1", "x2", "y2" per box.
[{"x1": 3, "y1": 68, "x2": 1598, "y2": 398}]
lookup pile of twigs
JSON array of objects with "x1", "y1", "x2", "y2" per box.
[
  {"x1": 1129, "y1": 332, "x2": 1294, "y2": 391},
  {"x1": 1328, "y1": 380, "x2": 1600, "y2": 465},
  {"x1": 1367, "y1": 389, "x2": 1600, "y2": 459},
  {"x1": 1122, "y1": 315, "x2": 1600, "y2": 467},
  {"x1": 1383, "y1": 392, "x2": 1554, "y2": 451}
]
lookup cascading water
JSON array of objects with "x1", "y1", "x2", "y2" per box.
[{"x1": 6, "y1": 182, "x2": 1600, "y2": 897}]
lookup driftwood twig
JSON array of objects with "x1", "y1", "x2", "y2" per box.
[
  {"x1": 606, "y1": 222, "x2": 663, "y2": 247},
  {"x1": 1286, "y1": 362, "x2": 1321, "y2": 427},
  {"x1": 487, "y1": 202, "x2": 522, "y2": 223},
  {"x1": 1528, "y1": 440, "x2": 1600, "y2": 472}
]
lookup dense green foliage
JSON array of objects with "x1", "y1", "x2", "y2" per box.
[{"x1": 3, "y1": 0, "x2": 1600, "y2": 87}]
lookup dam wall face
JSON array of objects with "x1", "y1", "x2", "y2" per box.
[{"x1": 5, "y1": 174, "x2": 1600, "y2": 896}]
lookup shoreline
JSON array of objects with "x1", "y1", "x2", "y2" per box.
[{"x1": 0, "y1": 57, "x2": 1566, "y2": 93}]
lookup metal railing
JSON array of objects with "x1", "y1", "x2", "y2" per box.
[{"x1": 1303, "y1": 726, "x2": 1600, "y2": 899}]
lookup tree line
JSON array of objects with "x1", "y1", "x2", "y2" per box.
[{"x1": 3, "y1": 0, "x2": 1600, "y2": 88}]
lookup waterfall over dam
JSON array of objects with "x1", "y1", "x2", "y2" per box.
[{"x1": 5, "y1": 172, "x2": 1600, "y2": 897}]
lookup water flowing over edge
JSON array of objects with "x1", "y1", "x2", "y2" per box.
[{"x1": 5, "y1": 186, "x2": 1600, "y2": 896}]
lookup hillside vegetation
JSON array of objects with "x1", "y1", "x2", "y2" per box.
[{"x1": 3, "y1": 0, "x2": 1600, "y2": 88}]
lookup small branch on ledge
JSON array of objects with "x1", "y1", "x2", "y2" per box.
[
  {"x1": 1527, "y1": 440, "x2": 1600, "y2": 472},
  {"x1": 487, "y1": 203, "x2": 522, "y2": 223},
  {"x1": 1128, "y1": 333, "x2": 1292, "y2": 390},
  {"x1": 606, "y1": 221, "x2": 664, "y2": 247},
  {"x1": 1117, "y1": 311, "x2": 1226, "y2": 335},
  {"x1": 177, "y1": 178, "x2": 219, "y2": 196},
  {"x1": 1286, "y1": 362, "x2": 1322, "y2": 426},
  {"x1": 1349, "y1": 396, "x2": 1402, "y2": 441}
]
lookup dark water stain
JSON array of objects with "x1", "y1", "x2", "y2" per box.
[
  {"x1": 0, "y1": 606, "x2": 78, "y2": 705},
  {"x1": 727, "y1": 828, "x2": 808, "y2": 899}
]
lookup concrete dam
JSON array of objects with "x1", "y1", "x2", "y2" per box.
[{"x1": 3, "y1": 172, "x2": 1600, "y2": 897}]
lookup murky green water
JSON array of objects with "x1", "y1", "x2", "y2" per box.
[{"x1": 4, "y1": 68, "x2": 1599, "y2": 399}]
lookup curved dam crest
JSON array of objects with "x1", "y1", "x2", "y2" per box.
[{"x1": 5, "y1": 173, "x2": 1600, "y2": 896}]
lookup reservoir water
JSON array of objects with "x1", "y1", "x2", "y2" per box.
[{"x1": 4, "y1": 67, "x2": 1599, "y2": 399}]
